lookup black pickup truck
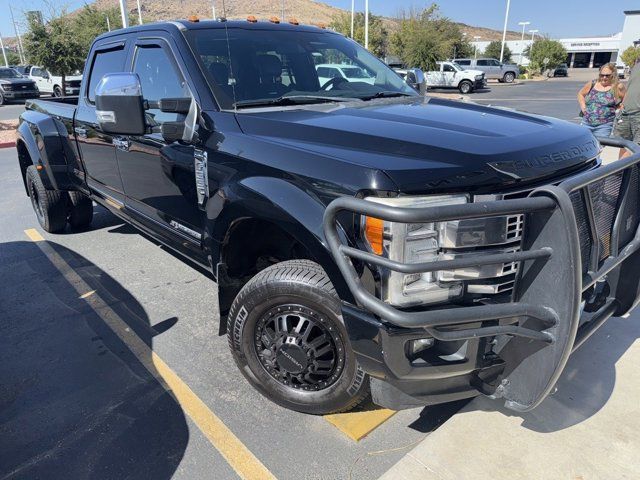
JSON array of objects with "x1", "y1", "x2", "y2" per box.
[{"x1": 17, "y1": 18, "x2": 640, "y2": 415}]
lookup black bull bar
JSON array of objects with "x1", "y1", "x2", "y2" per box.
[{"x1": 323, "y1": 137, "x2": 640, "y2": 412}]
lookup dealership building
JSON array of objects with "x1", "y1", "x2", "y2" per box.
[{"x1": 472, "y1": 10, "x2": 640, "y2": 67}]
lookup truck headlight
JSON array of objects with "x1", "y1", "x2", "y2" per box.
[
  {"x1": 362, "y1": 195, "x2": 523, "y2": 307},
  {"x1": 475, "y1": 75, "x2": 483, "y2": 81},
  {"x1": 362, "y1": 195, "x2": 468, "y2": 307}
]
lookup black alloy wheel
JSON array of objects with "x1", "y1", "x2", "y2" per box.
[{"x1": 254, "y1": 304, "x2": 345, "y2": 392}]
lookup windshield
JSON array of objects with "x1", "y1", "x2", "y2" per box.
[
  {"x1": 451, "y1": 62, "x2": 465, "y2": 71},
  {"x1": 0, "y1": 68, "x2": 22, "y2": 79},
  {"x1": 187, "y1": 27, "x2": 417, "y2": 109}
]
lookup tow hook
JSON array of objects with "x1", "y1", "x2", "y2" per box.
[{"x1": 585, "y1": 278, "x2": 610, "y2": 313}]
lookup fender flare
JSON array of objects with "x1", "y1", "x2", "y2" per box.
[
  {"x1": 206, "y1": 176, "x2": 355, "y2": 313},
  {"x1": 17, "y1": 111, "x2": 78, "y2": 191}
]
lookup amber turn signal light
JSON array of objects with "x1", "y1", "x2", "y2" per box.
[{"x1": 364, "y1": 216, "x2": 384, "y2": 255}]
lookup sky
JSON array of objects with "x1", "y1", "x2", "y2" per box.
[{"x1": 0, "y1": 0, "x2": 636, "y2": 43}]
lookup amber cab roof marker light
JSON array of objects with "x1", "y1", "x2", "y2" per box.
[
  {"x1": 269, "y1": 16, "x2": 280, "y2": 24},
  {"x1": 247, "y1": 15, "x2": 258, "y2": 23},
  {"x1": 187, "y1": 15, "x2": 200, "y2": 23},
  {"x1": 288, "y1": 18, "x2": 299, "y2": 25}
]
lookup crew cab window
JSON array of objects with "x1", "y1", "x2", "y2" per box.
[
  {"x1": 490, "y1": 59, "x2": 501, "y2": 66},
  {"x1": 132, "y1": 45, "x2": 190, "y2": 125},
  {"x1": 443, "y1": 64, "x2": 455, "y2": 72},
  {"x1": 476, "y1": 60, "x2": 489, "y2": 66},
  {"x1": 87, "y1": 46, "x2": 126, "y2": 102},
  {"x1": 31, "y1": 67, "x2": 45, "y2": 77},
  {"x1": 456, "y1": 60, "x2": 470, "y2": 66}
]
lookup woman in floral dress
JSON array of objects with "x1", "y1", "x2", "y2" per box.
[{"x1": 577, "y1": 63, "x2": 626, "y2": 137}]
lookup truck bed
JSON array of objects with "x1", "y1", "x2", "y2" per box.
[{"x1": 25, "y1": 97, "x2": 78, "y2": 119}]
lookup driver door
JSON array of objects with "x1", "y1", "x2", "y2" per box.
[{"x1": 442, "y1": 64, "x2": 456, "y2": 87}]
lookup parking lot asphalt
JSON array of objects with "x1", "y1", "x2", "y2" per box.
[
  {"x1": 0, "y1": 147, "x2": 457, "y2": 480},
  {"x1": 0, "y1": 103, "x2": 27, "y2": 122}
]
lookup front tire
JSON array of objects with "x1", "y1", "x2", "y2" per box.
[
  {"x1": 503, "y1": 72, "x2": 515, "y2": 83},
  {"x1": 227, "y1": 260, "x2": 369, "y2": 414},
  {"x1": 26, "y1": 165, "x2": 67, "y2": 233},
  {"x1": 458, "y1": 80, "x2": 473, "y2": 94},
  {"x1": 53, "y1": 86, "x2": 63, "y2": 97}
]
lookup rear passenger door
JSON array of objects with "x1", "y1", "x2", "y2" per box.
[
  {"x1": 475, "y1": 59, "x2": 491, "y2": 78},
  {"x1": 116, "y1": 37, "x2": 204, "y2": 249},
  {"x1": 75, "y1": 41, "x2": 129, "y2": 205}
]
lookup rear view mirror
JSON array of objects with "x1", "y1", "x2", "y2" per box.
[{"x1": 95, "y1": 73, "x2": 146, "y2": 136}]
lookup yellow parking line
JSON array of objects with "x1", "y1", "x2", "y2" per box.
[
  {"x1": 325, "y1": 406, "x2": 396, "y2": 441},
  {"x1": 24, "y1": 228, "x2": 45, "y2": 242},
  {"x1": 24, "y1": 229, "x2": 276, "y2": 480}
]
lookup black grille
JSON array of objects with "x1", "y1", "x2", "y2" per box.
[
  {"x1": 67, "y1": 80, "x2": 81, "y2": 88},
  {"x1": 617, "y1": 166, "x2": 640, "y2": 249},
  {"x1": 589, "y1": 172, "x2": 623, "y2": 262},
  {"x1": 570, "y1": 191, "x2": 592, "y2": 274}
]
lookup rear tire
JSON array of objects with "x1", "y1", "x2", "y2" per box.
[
  {"x1": 0, "y1": 92, "x2": 5, "y2": 105},
  {"x1": 503, "y1": 72, "x2": 515, "y2": 83},
  {"x1": 458, "y1": 80, "x2": 473, "y2": 94},
  {"x1": 26, "y1": 165, "x2": 67, "y2": 233},
  {"x1": 227, "y1": 260, "x2": 369, "y2": 415},
  {"x1": 67, "y1": 191, "x2": 93, "y2": 229}
]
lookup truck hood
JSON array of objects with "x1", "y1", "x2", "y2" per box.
[
  {"x1": 0, "y1": 78, "x2": 35, "y2": 87},
  {"x1": 235, "y1": 97, "x2": 599, "y2": 194}
]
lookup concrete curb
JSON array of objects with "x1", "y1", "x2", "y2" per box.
[{"x1": 0, "y1": 141, "x2": 15, "y2": 149}]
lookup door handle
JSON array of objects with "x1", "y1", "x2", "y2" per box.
[{"x1": 74, "y1": 127, "x2": 87, "y2": 139}]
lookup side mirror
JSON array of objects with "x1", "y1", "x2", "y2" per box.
[
  {"x1": 405, "y1": 68, "x2": 426, "y2": 95},
  {"x1": 95, "y1": 73, "x2": 146, "y2": 136},
  {"x1": 43, "y1": 73, "x2": 50, "y2": 79}
]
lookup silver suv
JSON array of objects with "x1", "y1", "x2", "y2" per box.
[{"x1": 454, "y1": 58, "x2": 519, "y2": 83}]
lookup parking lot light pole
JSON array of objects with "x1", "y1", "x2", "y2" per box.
[
  {"x1": 518, "y1": 21, "x2": 530, "y2": 41},
  {"x1": 119, "y1": 0, "x2": 130, "y2": 28},
  {"x1": 365, "y1": 0, "x2": 369, "y2": 50},
  {"x1": 529, "y1": 29, "x2": 539, "y2": 43},
  {"x1": 0, "y1": 35, "x2": 7, "y2": 68},
  {"x1": 350, "y1": 0, "x2": 354, "y2": 38},
  {"x1": 474, "y1": 36, "x2": 481, "y2": 59},
  {"x1": 499, "y1": 0, "x2": 511, "y2": 63},
  {"x1": 136, "y1": 0, "x2": 143, "y2": 25}
]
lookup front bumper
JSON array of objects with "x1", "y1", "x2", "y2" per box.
[
  {"x1": 324, "y1": 137, "x2": 640, "y2": 412},
  {"x1": 65, "y1": 87, "x2": 80, "y2": 96},
  {"x1": 474, "y1": 78, "x2": 486, "y2": 90}
]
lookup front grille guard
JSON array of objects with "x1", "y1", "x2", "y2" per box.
[
  {"x1": 323, "y1": 137, "x2": 640, "y2": 347},
  {"x1": 325, "y1": 137, "x2": 640, "y2": 411}
]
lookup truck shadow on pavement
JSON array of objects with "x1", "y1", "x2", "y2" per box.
[
  {"x1": 0, "y1": 240, "x2": 188, "y2": 480},
  {"x1": 470, "y1": 315, "x2": 640, "y2": 433}
]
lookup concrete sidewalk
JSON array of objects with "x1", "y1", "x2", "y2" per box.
[{"x1": 380, "y1": 312, "x2": 640, "y2": 480}]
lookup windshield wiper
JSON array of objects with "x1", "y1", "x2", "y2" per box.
[
  {"x1": 233, "y1": 95, "x2": 360, "y2": 109},
  {"x1": 359, "y1": 91, "x2": 416, "y2": 101}
]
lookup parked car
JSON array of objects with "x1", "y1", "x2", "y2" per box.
[
  {"x1": 10, "y1": 65, "x2": 30, "y2": 76},
  {"x1": 552, "y1": 63, "x2": 568, "y2": 77},
  {"x1": 425, "y1": 61, "x2": 485, "y2": 93},
  {"x1": 316, "y1": 63, "x2": 376, "y2": 86},
  {"x1": 617, "y1": 64, "x2": 626, "y2": 79},
  {"x1": 16, "y1": 19, "x2": 640, "y2": 416},
  {"x1": 23, "y1": 65, "x2": 83, "y2": 96},
  {"x1": 0, "y1": 67, "x2": 39, "y2": 104},
  {"x1": 455, "y1": 57, "x2": 519, "y2": 83}
]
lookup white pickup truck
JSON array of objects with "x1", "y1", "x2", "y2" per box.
[
  {"x1": 22, "y1": 66, "x2": 83, "y2": 97},
  {"x1": 426, "y1": 61, "x2": 485, "y2": 94}
]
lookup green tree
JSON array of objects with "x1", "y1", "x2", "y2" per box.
[
  {"x1": 621, "y1": 46, "x2": 640, "y2": 67},
  {"x1": 23, "y1": 11, "x2": 85, "y2": 96},
  {"x1": 4, "y1": 51, "x2": 21, "y2": 66},
  {"x1": 483, "y1": 40, "x2": 512, "y2": 63},
  {"x1": 390, "y1": 5, "x2": 471, "y2": 71},
  {"x1": 330, "y1": 12, "x2": 387, "y2": 58},
  {"x1": 74, "y1": 6, "x2": 136, "y2": 54},
  {"x1": 523, "y1": 38, "x2": 567, "y2": 73}
]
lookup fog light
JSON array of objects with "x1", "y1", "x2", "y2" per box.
[{"x1": 410, "y1": 338, "x2": 435, "y2": 355}]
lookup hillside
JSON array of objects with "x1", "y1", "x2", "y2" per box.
[{"x1": 89, "y1": 0, "x2": 521, "y2": 40}]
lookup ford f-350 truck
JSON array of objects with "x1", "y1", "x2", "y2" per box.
[{"x1": 17, "y1": 18, "x2": 640, "y2": 415}]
